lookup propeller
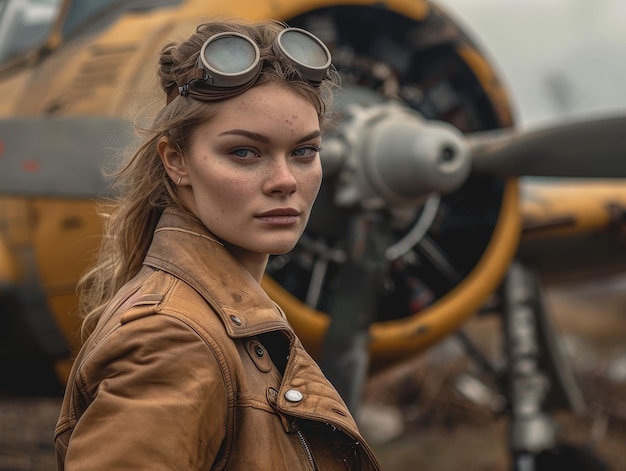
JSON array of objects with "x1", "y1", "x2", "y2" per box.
[
  {"x1": 321, "y1": 101, "x2": 472, "y2": 208},
  {"x1": 469, "y1": 115, "x2": 626, "y2": 179},
  {"x1": 318, "y1": 94, "x2": 626, "y2": 212}
]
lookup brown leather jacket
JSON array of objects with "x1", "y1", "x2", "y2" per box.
[{"x1": 55, "y1": 208, "x2": 380, "y2": 470}]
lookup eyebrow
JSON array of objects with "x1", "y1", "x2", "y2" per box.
[{"x1": 218, "y1": 129, "x2": 322, "y2": 144}]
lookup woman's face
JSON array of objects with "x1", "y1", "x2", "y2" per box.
[{"x1": 176, "y1": 83, "x2": 323, "y2": 268}]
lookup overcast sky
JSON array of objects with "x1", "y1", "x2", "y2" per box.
[{"x1": 433, "y1": 0, "x2": 626, "y2": 129}]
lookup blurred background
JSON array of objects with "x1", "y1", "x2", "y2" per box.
[
  {"x1": 364, "y1": 1, "x2": 626, "y2": 469},
  {"x1": 360, "y1": 0, "x2": 626, "y2": 471},
  {"x1": 437, "y1": 0, "x2": 626, "y2": 127},
  {"x1": 2, "y1": 0, "x2": 626, "y2": 470}
]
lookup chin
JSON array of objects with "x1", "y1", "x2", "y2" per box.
[
  {"x1": 258, "y1": 230, "x2": 303, "y2": 255},
  {"x1": 265, "y1": 239, "x2": 300, "y2": 255},
  {"x1": 268, "y1": 244, "x2": 298, "y2": 256}
]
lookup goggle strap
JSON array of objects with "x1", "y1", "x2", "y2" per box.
[
  {"x1": 170, "y1": 77, "x2": 258, "y2": 104},
  {"x1": 167, "y1": 68, "x2": 206, "y2": 104}
]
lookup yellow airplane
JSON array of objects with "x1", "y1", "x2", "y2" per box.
[{"x1": 1, "y1": 0, "x2": 625, "y2": 466}]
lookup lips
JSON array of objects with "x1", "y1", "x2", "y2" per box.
[{"x1": 256, "y1": 208, "x2": 301, "y2": 225}]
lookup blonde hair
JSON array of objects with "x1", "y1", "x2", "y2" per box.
[{"x1": 78, "y1": 19, "x2": 340, "y2": 339}]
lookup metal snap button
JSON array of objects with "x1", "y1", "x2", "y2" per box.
[
  {"x1": 229, "y1": 314, "x2": 242, "y2": 326},
  {"x1": 284, "y1": 389, "x2": 303, "y2": 403},
  {"x1": 246, "y1": 340, "x2": 271, "y2": 372},
  {"x1": 254, "y1": 345, "x2": 264, "y2": 358}
]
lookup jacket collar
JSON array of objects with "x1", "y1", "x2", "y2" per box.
[{"x1": 144, "y1": 207, "x2": 293, "y2": 340}]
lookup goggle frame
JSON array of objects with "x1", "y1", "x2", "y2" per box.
[{"x1": 174, "y1": 27, "x2": 332, "y2": 101}]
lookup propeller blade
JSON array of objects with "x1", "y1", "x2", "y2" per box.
[
  {"x1": 469, "y1": 115, "x2": 626, "y2": 178},
  {"x1": 0, "y1": 116, "x2": 134, "y2": 198}
]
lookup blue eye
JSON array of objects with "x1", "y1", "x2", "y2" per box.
[
  {"x1": 231, "y1": 148, "x2": 257, "y2": 158},
  {"x1": 293, "y1": 145, "x2": 321, "y2": 158}
]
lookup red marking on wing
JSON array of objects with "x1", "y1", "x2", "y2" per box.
[{"x1": 22, "y1": 161, "x2": 40, "y2": 173}]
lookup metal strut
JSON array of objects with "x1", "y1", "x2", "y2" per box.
[
  {"x1": 504, "y1": 261, "x2": 555, "y2": 470},
  {"x1": 502, "y1": 260, "x2": 586, "y2": 471}
]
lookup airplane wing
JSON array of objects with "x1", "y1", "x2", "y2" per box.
[
  {"x1": 518, "y1": 178, "x2": 626, "y2": 284},
  {"x1": 0, "y1": 116, "x2": 133, "y2": 198}
]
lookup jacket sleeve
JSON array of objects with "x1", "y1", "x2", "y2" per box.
[{"x1": 63, "y1": 314, "x2": 229, "y2": 471}]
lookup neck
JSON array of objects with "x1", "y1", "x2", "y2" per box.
[{"x1": 224, "y1": 244, "x2": 269, "y2": 283}]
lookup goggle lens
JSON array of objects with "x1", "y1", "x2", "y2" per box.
[
  {"x1": 276, "y1": 29, "x2": 331, "y2": 82},
  {"x1": 204, "y1": 37, "x2": 256, "y2": 74},
  {"x1": 200, "y1": 33, "x2": 261, "y2": 87}
]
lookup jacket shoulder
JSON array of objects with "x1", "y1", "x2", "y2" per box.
[{"x1": 120, "y1": 267, "x2": 225, "y2": 329}]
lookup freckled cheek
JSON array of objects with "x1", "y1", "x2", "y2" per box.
[
  {"x1": 302, "y1": 168, "x2": 323, "y2": 202},
  {"x1": 213, "y1": 180, "x2": 246, "y2": 209},
  {"x1": 195, "y1": 172, "x2": 245, "y2": 218}
]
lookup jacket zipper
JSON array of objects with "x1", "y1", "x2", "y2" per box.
[{"x1": 296, "y1": 429, "x2": 318, "y2": 471}]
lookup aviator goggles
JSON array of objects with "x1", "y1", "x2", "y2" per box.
[{"x1": 169, "y1": 27, "x2": 332, "y2": 103}]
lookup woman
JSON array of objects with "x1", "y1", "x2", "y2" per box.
[{"x1": 54, "y1": 18, "x2": 380, "y2": 471}]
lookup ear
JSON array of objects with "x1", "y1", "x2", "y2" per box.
[{"x1": 158, "y1": 136, "x2": 186, "y2": 185}]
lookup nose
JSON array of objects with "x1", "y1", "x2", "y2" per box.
[{"x1": 264, "y1": 159, "x2": 297, "y2": 196}]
